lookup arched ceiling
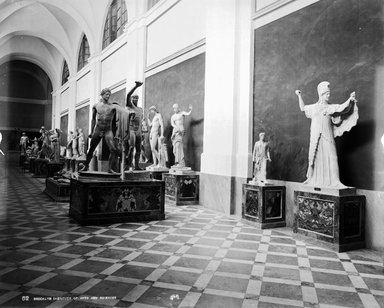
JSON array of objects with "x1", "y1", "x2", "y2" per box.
[{"x1": 0, "y1": 0, "x2": 111, "y2": 89}]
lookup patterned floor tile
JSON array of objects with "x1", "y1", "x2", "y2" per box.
[{"x1": 0, "y1": 161, "x2": 383, "y2": 308}]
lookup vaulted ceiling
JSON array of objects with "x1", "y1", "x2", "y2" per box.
[{"x1": 0, "y1": 0, "x2": 111, "y2": 88}]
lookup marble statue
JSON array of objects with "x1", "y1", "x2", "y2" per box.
[
  {"x1": 295, "y1": 81, "x2": 358, "y2": 188},
  {"x1": 72, "y1": 129, "x2": 79, "y2": 158},
  {"x1": 49, "y1": 128, "x2": 61, "y2": 162},
  {"x1": 66, "y1": 131, "x2": 74, "y2": 159},
  {"x1": 171, "y1": 104, "x2": 192, "y2": 168},
  {"x1": 158, "y1": 136, "x2": 169, "y2": 169},
  {"x1": 38, "y1": 126, "x2": 51, "y2": 159},
  {"x1": 252, "y1": 132, "x2": 271, "y2": 183},
  {"x1": 147, "y1": 105, "x2": 164, "y2": 167},
  {"x1": 19, "y1": 132, "x2": 29, "y2": 155},
  {"x1": 80, "y1": 88, "x2": 120, "y2": 173},
  {"x1": 30, "y1": 137, "x2": 39, "y2": 157},
  {"x1": 126, "y1": 81, "x2": 144, "y2": 170},
  {"x1": 77, "y1": 128, "x2": 86, "y2": 159},
  {"x1": 0, "y1": 132, "x2": 4, "y2": 156}
]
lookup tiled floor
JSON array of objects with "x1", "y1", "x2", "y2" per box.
[{"x1": 0, "y1": 161, "x2": 384, "y2": 307}]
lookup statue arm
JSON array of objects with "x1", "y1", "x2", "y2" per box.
[
  {"x1": 90, "y1": 107, "x2": 97, "y2": 136},
  {"x1": 159, "y1": 114, "x2": 164, "y2": 137},
  {"x1": 295, "y1": 90, "x2": 305, "y2": 111},
  {"x1": 125, "y1": 81, "x2": 143, "y2": 107},
  {"x1": 181, "y1": 104, "x2": 193, "y2": 116}
]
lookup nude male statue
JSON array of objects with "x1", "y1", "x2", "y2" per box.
[
  {"x1": 171, "y1": 104, "x2": 192, "y2": 168},
  {"x1": 126, "y1": 81, "x2": 144, "y2": 170},
  {"x1": 19, "y1": 132, "x2": 29, "y2": 155},
  {"x1": 147, "y1": 106, "x2": 164, "y2": 167},
  {"x1": 80, "y1": 88, "x2": 119, "y2": 173}
]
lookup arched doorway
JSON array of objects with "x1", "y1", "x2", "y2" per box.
[{"x1": 0, "y1": 60, "x2": 53, "y2": 152}]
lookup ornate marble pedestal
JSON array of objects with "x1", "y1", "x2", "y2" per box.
[
  {"x1": 242, "y1": 182, "x2": 286, "y2": 229},
  {"x1": 163, "y1": 171, "x2": 199, "y2": 205},
  {"x1": 69, "y1": 177, "x2": 165, "y2": 225},
  {"x1": 294, "y1": 187, "x2": 365, "y2": 252},
  {"x1": 44, "y1": 177, "x2": 71, "y2": 202},
  {"x1": 33, "y1": 158, "x2": 49, "y2": 178}
]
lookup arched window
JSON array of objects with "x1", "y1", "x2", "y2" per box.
[
  {"x1": 147, "y1": 0, "x2": 160, "y2": 10},
  {"x1": 78, "y1": 35, "x2": 90, "y2": 71},
  {"x1": 102, "y1": 0, "x2": 128, "y2": 49},
  {"x1": 62, "y1": 60, "x2": 69, "y2": 85}
]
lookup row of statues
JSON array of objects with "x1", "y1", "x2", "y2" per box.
[
  {"x1": 253, "y1": 81, "x2": 358, "y2": 189},
  {"x1": 79, "y1": 81, "x2": 193, "y2": 173},
  {"x1": 20, "y1": 127, "x2": 63, "y2": 162}
]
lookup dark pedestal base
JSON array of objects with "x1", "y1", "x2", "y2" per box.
[
  {"x1": 150, "y1": 170, "x2": 169, "y2": 180},
  {"x1": 124, "y1": 170, "x2": 151, "y2": 181},
  {"x1": 294, "y1": 190, "x2": 366, "y2": 252},
  {"x1": 44, "y1": 178, "x2": 71, "y2": 202},
  {"x1": 69, "y1": 178, "x2": 165, "y2": 225},
  {"x1": 47, "y1": 162, "x2": 64, "y2": 177},
  {"x1": 78, "y1": 171, "x2": 121, "y2": 181},
  {"x1": 242, "y1": 183, "x2": 286, "y2": 229},
  {"x1": 163, "y1": 172, "x2": 199, "y2": 205},
  {"x1": 19, "y1": 154, "x2": 26, "y2": 166},
  {"x1": 33, "y1": 159, "x2": 49, "y2": 178},
  {"x1": 28, "y1": 158, "x2": 36, "y2": 173}
]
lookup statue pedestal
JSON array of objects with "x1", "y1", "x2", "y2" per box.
[
  {"x1": 47, "y1": 162, "x2": 64, "y2": 177},
  {"x1": 146, "y1": 166, "x2": 169, "y2": 180},
  {"x1": 28, "y1": 157, "x2": 36, "y2": 173},
  {"x1": 44, "y1": 177, "x2": 71, "y2": 202},
  {"x1": 69, "y1": 178, "x2": 165, "y2": 225},
  {"x1": 33, "y1": 158, "x2": 49, "y2": 178},
  {"x1": 242, "y1": 181, "x2": 286, "y2": 229},
  {"x1": 78, "y1": 171, "x2": 121, "y2": 181},
  {"x1": 294, "y1": 187, "x2": 365, "y2": 252},
  {"x1": 19, "y1": 154, "x2": 26, "y2": 166},
  {"x1": 124, "y1": 170, "x2": 151, "y2": 181},
  {"x1": 162, "y1": 172, "x2": 199, "y2": 205}
]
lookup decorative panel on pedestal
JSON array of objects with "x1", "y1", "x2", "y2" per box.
[
  {"x1": 163, "y1": 173, "x2": 199, "y2": 205},
  {"x1": 70, "y1": 178, "x2": 165, "y2": 225},
  {"x1": 294, "y1": 190, "x2": 365, "y2": 252},
  {"x1": 242, "y1": 183, "x2": 286, "y2": 229}
]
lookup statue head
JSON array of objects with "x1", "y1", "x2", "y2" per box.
[
  {"x1": 149, "y1": 105, "x2": 157, "y2": 114},
  {"x1": 317, "y1": 81, "x2": 330, "y2": 102},
  {"x1": 131, "y1": 94, "x2": 139, "y2": 107},
  {"x1": 22, "y1": 132, "x2": 26, "y2": 136},
  {"x1": 172, "y1": 104, "x2": 179, "y2": 113},
  {"x1": 259, "y1": 132, "x2": 265, "y2": 141},
  {"x1": 100, "y1": 88, "x2": 111, "y2": 101}
]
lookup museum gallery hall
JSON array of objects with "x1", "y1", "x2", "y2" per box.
[{"x1": 0, "y1": 0, "x2": 383, "y2": 307}]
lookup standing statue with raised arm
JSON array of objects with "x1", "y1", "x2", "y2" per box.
[
  {"x1": 126, "y1": 81, "x2": 144, "y2": 170},
  {"x1": 295, "y1": 81, "x2": 358, "y2": 188},
  {"x1": 80, "y1": 88, "x2": 119, "y2": 173},
  {"x1": 171, "y1": 104, "x2": 192, "y2": 168},
  {"x1": 147, "y1": 105, "x2": 164, "y2": 167}
]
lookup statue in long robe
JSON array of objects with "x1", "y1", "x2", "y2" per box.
[{"x1": 295, "y1": 81, "x2": 358, "y2": 188}]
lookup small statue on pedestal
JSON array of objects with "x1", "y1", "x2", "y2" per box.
[
  {"x1": 77, "y1": 128, "x2": 86, "y2": 159},
  {"x1": 126, "y1": 81, "x2": 144, "y2": 170},
  {"x1": 49, "y1": 128, "x2": 62, "y2": 163},
  {"x1": 158, "y1": 136, "x2": 168, "y2": 169},
  {"x1": 252, "y1": 132, "x2": 271, "y2": 183},
  {"x1": 295, "y1": 81, "x2": 358, "y2": 188},
  {"x1": 19, "y1": 132, "x2": 29, "y2": 155},
  {"x1": 147, "y1": 105, "x2": 164, "y2": 168},
  {"x1": 72, "y1": 129, "x2": 79, "y2": 159},
  {"x1": 171, "y1": 104, "x2": 192, "y2": 168}
]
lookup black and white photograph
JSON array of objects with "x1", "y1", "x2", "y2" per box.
[{"x1": 0, "y1": 0, "x2": 383, "y2": 307}]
